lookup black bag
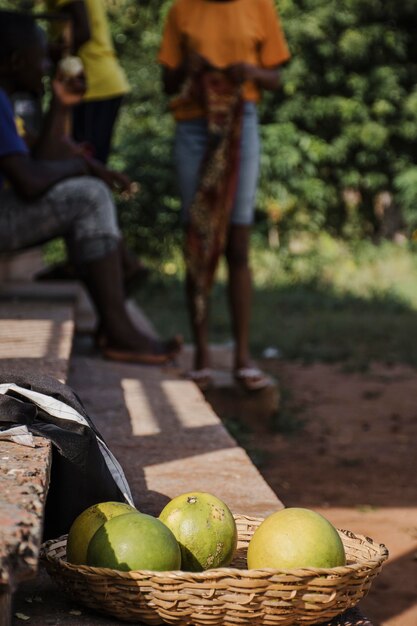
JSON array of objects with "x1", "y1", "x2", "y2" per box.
[{"x1": 0, "y1": 367, "x2": 133, "y2": 539}]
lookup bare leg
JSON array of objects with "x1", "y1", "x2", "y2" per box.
[
  {"x1": 225, "y1": 224, "x2": 252, "y2": 370},
  {"x1": 225, "y1": 225, "x2": 269, "y2": 390},
  {"x1": 185, "y1": 271, "x2": 211, "y2": 372},
  {"x1": 119, "y1": 240, "x2": 149, "y2": 292},
  {"x1": 79, "y1": 246, "x2": 181, "y2": 363}
]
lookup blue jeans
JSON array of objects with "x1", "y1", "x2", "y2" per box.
[{"x1": 174, "y1": 102, "x2": 260, "y2": 226}]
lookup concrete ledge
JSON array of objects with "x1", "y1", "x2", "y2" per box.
[
  {"x1": 0, "y1": 289, "x2": 75, "y2": 626},
  {"x1": 0, "y1": 438, "x2": 51, "y2": 587},
  {"x1": 0, "y1": 301, "x2": 75, "y2": 382}
]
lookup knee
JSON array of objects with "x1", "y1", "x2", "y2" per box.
[
  {"x1": 75, "y1": 177, "x2": 118, "y2": 231},
  {"x1": 80, "y1": 177, "x2": 113, "y2": 207}
]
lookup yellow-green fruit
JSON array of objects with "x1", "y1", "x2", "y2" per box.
[
  {"x1": 66, "y1": 501, "x2": 137, "y2": 565},
  {"x1": 87, "y1": 512, "x2": 181, "y2": 571},
  {"x1": 247, "y1": 507, "x2": 346, "y2": 570},
  {"x1": 159, "y1": 492, "x2": 237, "y2": 571}
]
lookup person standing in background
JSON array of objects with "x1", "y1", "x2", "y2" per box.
[
  {"x1": 38, "y1": 0, "x2": 149, "y2": 288},
  {"x1": 158, "y1": 0, "x2": 290, "y2": 392},
  {"x1": 46, "y1": 0, "x2": 130, "y2": 164}
]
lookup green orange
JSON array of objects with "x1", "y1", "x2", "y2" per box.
[
  {"x1": 66, "y1": 501, "x2": 137, "y2": 565},
  {"x1": 87, "y1": 512, "x2": 181, "y2": 571},
  {"x1": 247, "y1": 507, "x2": 346, "y2": 570},
  {"x1": 159, "y1": 492, "x2": 237, "y2": 571}
]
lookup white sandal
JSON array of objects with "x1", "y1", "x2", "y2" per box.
[
  {"x1": 234, "y1": 367, "x2": 270, "y2": 392},
  {"x1": 185, "y1": 368, "x2": 213, "y2": 391}
]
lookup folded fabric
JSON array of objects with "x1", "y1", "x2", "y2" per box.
[
  {"x1": 0, "y1": 424, "x2": 35, "y2": 447},
  {"x1": 0, "y1": 367, "x2": 133, "y2": 540}
]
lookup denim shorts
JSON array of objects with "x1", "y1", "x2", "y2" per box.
[{"x1": 174, "y1": 101, "x2": 260, "y2": 226}]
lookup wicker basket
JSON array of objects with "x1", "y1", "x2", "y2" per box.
[{"x1": 41, "y1": 514, "x2": 388, "y2": 626}]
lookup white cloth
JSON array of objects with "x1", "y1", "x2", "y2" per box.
[{"x1": 0, "y1": 424, "x2": 35, "y2": 447}]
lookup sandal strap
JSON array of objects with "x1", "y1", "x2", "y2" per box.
[
  {"x1": 187, "y1": 368, "x2": 212, "y2": 381},
  {"x1": 234, "y1": 367, "x2": 264, "y2": 379},
  {"x1": 234, "y1": 367, "x2": 270, "y2": 391}
]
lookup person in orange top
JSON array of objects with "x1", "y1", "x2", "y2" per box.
[{"x1": 159, "y1": 0, "x2": 290, "y2": 392}]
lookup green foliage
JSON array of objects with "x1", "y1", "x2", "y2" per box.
[
  {"x1": 259, "y1": 0, "x2": 417, "y2": 237},
  {"x1": 394, "y1": 168, "x2": 417, "y2": 229}
]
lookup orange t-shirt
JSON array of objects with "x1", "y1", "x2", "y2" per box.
[{"x1": 158, "y1": 0, "x2": 291, "y2": 120}]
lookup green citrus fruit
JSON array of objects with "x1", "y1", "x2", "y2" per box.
[
  {"x1": 86, "y1": 512, "x2": 181, "y2": 571},
  {"x1": 67, "y1": 501, "x2": 137, "y2": 565},
  {"x1": 247, "y1": 507, "x2": 346, "y2": 570},
  {"x1": 159, "y1": 492, "x2": 237, "y2": 571}
]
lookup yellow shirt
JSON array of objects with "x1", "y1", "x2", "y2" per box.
[
  {"x1": 15, "y1": 116, "x2": 26, "y2": 138},
  {"x1": 46, "y1": 0, "x2": 130, "y2": 101},
  {"x1": 158, "y1": 0, "x2": 290, "y2": 120}
]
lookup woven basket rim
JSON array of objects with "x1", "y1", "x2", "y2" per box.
[{"x1": 41, "y1": 513, "x2": 389, "y2": 580}]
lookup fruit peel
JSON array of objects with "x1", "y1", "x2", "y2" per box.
[
  {"x1": 159, "y1": 492, "x2": 237, "y2": 572},
  {"x1": 87, "y1": 512, "x2": 181, "y2": 571},
  {"x1": 66, "y1": 501, "x2": 136, "y2": 565},
  {"x1": 247, "y1": 507, "x2": 346, "y2": 570}
]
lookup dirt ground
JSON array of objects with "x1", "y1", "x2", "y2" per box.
[{"x1": 222, "y1": 360, "x2": 417, "y2": 626}]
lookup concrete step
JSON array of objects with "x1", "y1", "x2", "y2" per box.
[{"x1": 0, "y1": 299, "x2": 75, "y2": 383}]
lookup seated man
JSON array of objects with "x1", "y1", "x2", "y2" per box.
[{"x1": 0, "y1": 10, "x2": 181, "y2": 364}]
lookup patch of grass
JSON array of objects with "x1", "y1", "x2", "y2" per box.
[{"x1": 137, "y1": 235, "x2": 417, "y2": 369}]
